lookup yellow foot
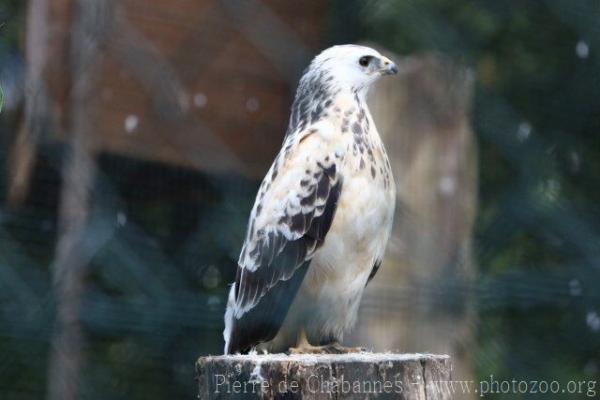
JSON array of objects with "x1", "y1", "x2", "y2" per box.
[
  {"x1": 288, "y1": 343, "x2": 367, "y2": 354},
  {"x1": 323, "y1": 342, "x2": 367, "y2": 354},
  {"x1": 288, "y1": 344, "x2": 329, "y2": 354}
]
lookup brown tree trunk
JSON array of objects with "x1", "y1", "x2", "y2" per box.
[
  {"x1": 8, "y1": 0, "x2": 50, "y2": 205},
  {"x1": 8, "y1": 0, "x2": 74, "y2": 206},
  {"x1": 45, "y1": 2, "x2": 112, "y2": 400},
  {"x1": 197, "y1": 353, "x2": 452, "y2": 400},
  {"x1": 351, "y1": 53, "x2": 478, "y2": 397}
]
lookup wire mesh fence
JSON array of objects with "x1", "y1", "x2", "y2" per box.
[{"x1": 0, "y1": 0, "x2": 599, "y2": 399}]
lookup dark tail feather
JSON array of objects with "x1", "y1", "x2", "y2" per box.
[{"x1": 225, "y1": 262, "x2": 309, "y2": 354}]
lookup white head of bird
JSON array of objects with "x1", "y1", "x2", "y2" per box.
[
  {"x1": 305, "y1": 45, "x2": 397, "y2": 97},
  {"x1": 287, "y1": 44, "x2": 397, "y2": 135}
]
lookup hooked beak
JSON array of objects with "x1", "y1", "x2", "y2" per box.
[{"x1": 378, "y1": 56, "x2": 398, "y2": 75}]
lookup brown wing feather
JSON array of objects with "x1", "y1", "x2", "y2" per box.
[{"x1": 226, "y1": 149, "x2": 342, "y2": 354}]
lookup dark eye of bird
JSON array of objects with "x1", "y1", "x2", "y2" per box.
[{"x1": 359, "y1": 56, "x2": 372, "y2": 67}]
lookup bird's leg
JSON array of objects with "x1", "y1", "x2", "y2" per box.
[
  {"x1": 321, "y1": 341, "x2": 367, "y2": 354},
  {"x1": 288, "y1": 328, "x2": 328, "y2": 354}
]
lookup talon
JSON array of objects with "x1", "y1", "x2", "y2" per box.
[
  {"x1": 288, "y1": 328, "x2": 329, "y2": 354},
  {"x1": 324, "y1": 342, "x2": 367, "y2": 354},
  {"x1": 288, "y1": 345, "x2": 328, "y2": 354}
]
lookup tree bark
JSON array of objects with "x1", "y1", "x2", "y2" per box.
[
  {"x1": 352, "y1": 52, "x2": 477, "y2": 395},
  {"x1": 197, "y1": 353, "x2": 451, "y2": 400},
  {"x1": 7, "y1": 0, "x2": 51, "y2": 205},
  {"x1": 45, "y1": 2, "x2": 113, "y2": 400}
]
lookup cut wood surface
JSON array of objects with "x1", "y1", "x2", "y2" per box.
[{"x1": 197, "y1": 353, "x2": 451, "y2": 399}]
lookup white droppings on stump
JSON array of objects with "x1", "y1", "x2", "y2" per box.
[{"x1": 197, "y1": 352, "x2": 451, "y2": 399}]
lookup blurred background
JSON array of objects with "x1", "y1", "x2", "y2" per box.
[{"x1": 1, "y1": 0, "x2": 599, "y2": 399}]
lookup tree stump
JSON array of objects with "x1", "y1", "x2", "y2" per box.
[{"x1": 197, "y1": 353, "x2": 451, "y2": 399}]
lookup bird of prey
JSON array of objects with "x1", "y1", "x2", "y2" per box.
[{"x1": 224, "y1": 45, "x2": 397, "y2": 354}]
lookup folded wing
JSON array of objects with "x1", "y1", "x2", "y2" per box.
[{"x1": 224, "y1": 128, "x2": 343, "y2": 354}]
